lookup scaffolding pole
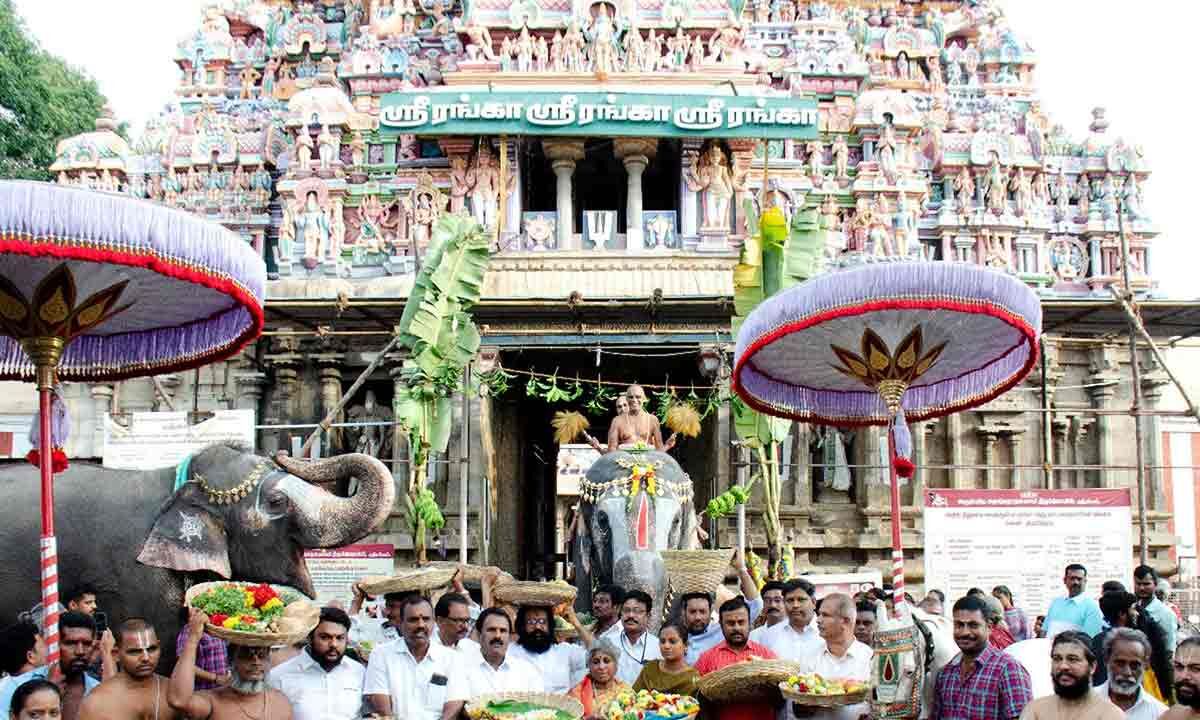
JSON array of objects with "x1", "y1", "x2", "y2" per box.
[{"x1": 1118, "y1": 192, "x2": 1149, "y2": 565}]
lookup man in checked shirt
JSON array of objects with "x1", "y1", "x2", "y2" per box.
[{"x1": 933, "y1": 595, "x2": 1033, "y2": 720}]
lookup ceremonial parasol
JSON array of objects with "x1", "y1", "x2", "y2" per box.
[
  {"x1": 732, "y1": 259, "x2": 1041, "y2": 606},
  {"x1": 0, "y1": 181, "x2": 266, "y2": 662}
]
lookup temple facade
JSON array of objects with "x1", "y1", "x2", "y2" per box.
[{"x1": 16, "y1": 0, "x2": 1177, "y2": 583}]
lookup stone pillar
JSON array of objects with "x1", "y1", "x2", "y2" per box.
[
  {"x1": 233, "y1": 370, "x2": 268, "y2": 412},
  {"x1": 543, "y1": 139, "x2": 585, "y2": 251},
  {"x1": 1087, "y1": 347, "x2": 1121, "y2": 488},
  {"x1": 680, "y1": 139, "x2": 703, "y2": 241},
  {"x1": 500, "y1": 138, "x2": 522, "y2": 242},
  {"x1": 265, "y1": 340, "x2": 303, "y2": 455},
  {"x1": 90, "y1": 384, "x2": 115, "y2": 459},
  {"x1": 315, "y1": 355, "x2": 344, "y2": 454},
  {"x1": 1141, "y1": 355, "x2": 1171, "y2": 510},
  {"x1": 979, "y1": 428, "x2": 997, "y2": 488},
  {"x1": 1070, "y1": 417, "x2": 1094, "y2": 489},
  {"x1": 946, "y1": 412, "x2": 966, "y2": 488},
  {"x1": 1052, "y1": 416, "x2": 1071, "y2": 488},
  {"x1": 1010, "y1": 431, "x2": 1025, "y2": 489},
  {"x1": 615, "y1": 138, "x2": 657, "y2": 252}
]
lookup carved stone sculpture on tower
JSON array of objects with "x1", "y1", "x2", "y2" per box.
[
  {"x1": 468, "y1": 145, "x2": 500, "y2": 229},
  {"x1": 1010, "y1": 167, "x2": 1032, "y2": 217},
  {"x1": 563, "y1": 17, "x2": 587, "y2": 73},
  {"x1": 832, "y1": 135, "x2": 850, "y2": 179},
  {"x1": 985, "y1": 155, "x2": 1008, "y2": 215},
  {"x1": 295, "y1": 130, "x2": 315, "y2": 175},
  {"x1": 877, "y1": 120, "x2": 899, "y2": 184},
  {"x1": 684, "y1": 144, "x2": 735, "y2": 232},
  {"x1": 589, "y1": 4, "x2": 618, "y2": 75},
  {"x1": 295, "y1": 190, "x2": 331, "y2": 264},
  {"x1": 458, "y1": 6, "x2": 497, "y2": 60},
  {"x1": 317, "y1": 125, "x2": 339, "y2": 172}
]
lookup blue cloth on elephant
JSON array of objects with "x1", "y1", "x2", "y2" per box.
[
  {"x1": 0, "y1": 665, "x2": 99, "y2": 714},
  {"x1": 685, "y1": 596, "x2": 763, "y2": 666},
  {"x1": 174, "y1": 454, "x2": 193, "y2": 492}
]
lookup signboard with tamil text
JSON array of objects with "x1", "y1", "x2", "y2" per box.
[
  {"x1": 380, "y1": 91, "x2": 819, "y2": 140},
  {"x1": 304, "y1": 544, "x2": 395, "y2": 609},
  {"x1": 923, "y1": 489, "x2": 1132, "y2": 618},
  {"x1": 103, "y1": 410, "x2": 256, "y2": 471}
]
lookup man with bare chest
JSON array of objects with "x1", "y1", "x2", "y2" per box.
[
  {"x1": 80, "y1": 619, "x2": 179, "y2": 720},
  {"x1": 608, "y1": 385, "x2": 673, "y2": 452},
  {"x1": 169, "y1": 609, "x2": 293, "y2": 720}
]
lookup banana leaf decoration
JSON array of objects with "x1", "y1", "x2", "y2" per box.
[
  {"x1": 729, "y1": 196, "x2": 826, "y2": 577},
  {"x1": 394, "y1": 213, "x2": 492, "y2": 562}
]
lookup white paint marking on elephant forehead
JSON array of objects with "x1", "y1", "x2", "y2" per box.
[{"x1": 178, "y1": 511, "x2": 203, "y2": 544}]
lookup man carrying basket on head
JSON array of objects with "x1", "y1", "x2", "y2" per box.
[{"x1": 169, "y1": 608, "x2": 294, "y2": 720}]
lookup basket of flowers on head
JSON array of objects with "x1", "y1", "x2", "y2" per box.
[{"x1": 186, "y1": 581, "x2": 318, "y2": 647}]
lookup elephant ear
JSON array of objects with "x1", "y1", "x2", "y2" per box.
[{"x1": 136, "y1": 484, "x2": 231, "y2": 578}]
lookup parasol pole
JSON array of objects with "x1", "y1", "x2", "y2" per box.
[
  {"x1": 886, "y1": 426, "x2": 907, "y2": 617},
  {"x1": 21, "y1": 336, "x2": 66, "y2": 667}
]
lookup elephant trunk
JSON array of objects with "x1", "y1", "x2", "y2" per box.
[
  {"x1": 274, "y1": 452, "x2": 396, "y2": 548},
  {"x1": 614, "y1": 550, "x2": 667, "y2": 633}
]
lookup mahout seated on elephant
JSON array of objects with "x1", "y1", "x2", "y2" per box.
[{"x1": 0, "y1": 442, "x2": 395, "y2": 672}]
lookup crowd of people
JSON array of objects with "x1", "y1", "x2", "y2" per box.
[{"x1": 1, "y1": 561, "x2": 1198, "y2": 720}]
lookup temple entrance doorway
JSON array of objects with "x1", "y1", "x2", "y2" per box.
[{"x1": 485, "y1": 346, "x2": 718, "y2": 580}]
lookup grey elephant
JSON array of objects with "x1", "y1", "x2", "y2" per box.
[
  {"x1": 573, "y1": 450, "x2": 696, "y2": 627},
  {"x1": 0, "y1": 443, "x2": 395, "y2": 669}
]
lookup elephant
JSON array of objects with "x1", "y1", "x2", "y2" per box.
[
  {"x1": 573, "y1": 450, "x2": 696, "y2": 628},
  {"x1": 0, "y1": 442, "x2": 395, "y2": 670}
]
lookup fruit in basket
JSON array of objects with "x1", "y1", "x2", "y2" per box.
[
  {"x1": 785, "y1": 673, "x2": 867, "y2": 696},
  {"x1": 603, "y1": 689, "x2": 699, "y2": 719},
  {"x1": 191, "y1": 583, "x2": 301, "y2": 634}
]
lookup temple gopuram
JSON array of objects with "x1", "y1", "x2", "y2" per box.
[{"x1": 33, "y1": 0, "x2": 1174, "y2": 581}]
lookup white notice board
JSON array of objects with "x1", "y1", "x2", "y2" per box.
[
  {"x1": 103, "y1": 410, "x2": 256, "y2": 470},
  {"x1": 923, "y1": 489, "x2": 1132, "y2": 616}
]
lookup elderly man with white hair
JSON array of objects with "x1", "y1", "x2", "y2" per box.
[
  {"x1": 782, "y1": 593, "x2": 872, "y2": 720},
  {"x1": 1097, "y1": 628, "x2": 1167, "y2": 720}
]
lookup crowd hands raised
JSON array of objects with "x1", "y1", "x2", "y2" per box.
[{"x1": 2, "y1": 562, "x2": 1199, "y2": 720}]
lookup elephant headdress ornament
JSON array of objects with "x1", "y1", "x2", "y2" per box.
[{"x1": 575, "y1": 450, "x2": 696, "y2": 626}]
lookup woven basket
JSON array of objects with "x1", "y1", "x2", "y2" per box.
[
  {"x1": 661, "y1": 549, "x2": 734, "y2": 596},
  {"x1": 422, "y1": 561, "x2": 514, "y2": 586},
  {"x1": 698, "y1": 659, "x2": 805, "y2": 703},
  {"x1": 780, "y1": 682, "x2": 869, "y2": 707},
  {"x1": 185, "y1": 581, "x2": 318, "y2": 648},
  {"x1": 359, "y1": 567, "x2": 457, "y2": 596},
  {"x1": 492, "y1": 580, "x2": 577, "y2": 608},
  {"x1": 466, "y1": 691, "x2": 584, "y2": 719}
]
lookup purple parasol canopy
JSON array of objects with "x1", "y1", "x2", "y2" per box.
[
  {"x1": 733, "y1": 260, "x2": 1041, "y2": 426},
  {"x1": 0, "y1": 180, "x2": 265, "y2": 381},
  {"x1": 732, "y1": 259, "x2": 1042, "y2": 622},
  {"x1": 0, "y1": 179, "x2": 266, "y2": 668}
]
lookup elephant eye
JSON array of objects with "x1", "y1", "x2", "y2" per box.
[{"x1": 266, "y1": 491, "x2": 288, "y2": 511}]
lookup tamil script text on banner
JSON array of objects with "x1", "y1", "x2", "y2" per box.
[{"x1": 380, "y1": 91, "x2": 819, "y2": 140}]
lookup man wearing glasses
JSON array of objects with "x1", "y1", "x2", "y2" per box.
[
  {"x1": 506, "y1": 605, "x2": 595, "y2": 694},
  {"x1": 431, "y1": 594, "x2": 480, "y2": 657}
]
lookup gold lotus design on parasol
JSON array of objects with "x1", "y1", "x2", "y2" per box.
[
  {"x1": 829, "y1": 326, "x2": 946, "y2": 412},
  {"x1": 0, "y1": 264, "x2": 133, "y2": 374}
]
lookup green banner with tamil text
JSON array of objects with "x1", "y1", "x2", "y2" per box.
[{"x1": 379, "y1": 90, "x2": 819, "y2": 140}]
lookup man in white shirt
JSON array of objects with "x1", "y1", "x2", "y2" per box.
[
  {"x1": 680, "y1": 554, "x2": 764, "y2": 665},
  {"x1": 785, "y1": 593, "x2": 873, "y2": 720},
  {"x1": 507, "y1": 604, "x2": 594, "y2": 694},
  {"x1": 431, "y1": 593, "x2": 481, "y2": 657},
  {"x1": 349, "y1": 587, "x2": 407, "y2": 648},
  {"x1": 1098, "y1": 628, "x2": 1167, "y2": 720},
  {"x1": 750, "y1": 581, "x2": 789, "y2": 645},
  {"x1": 442, "y1": 608, "x2": 544, "y2": 719},
  {"x1": 363, "y1": 596, "x2": 459, "y2": 720},
  {"x1": 269, "y1": 607, "x2": 365, "y2": 720},
  {"x1": 761, "y1": 579, "x2": 823, "y2": 662},
  {"x1": 600, "y1": 589, "x2": 663, "y2": 685}
]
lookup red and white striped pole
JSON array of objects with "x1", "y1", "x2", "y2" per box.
[
  {"x1": 887, "y1": 427, "x2": 907, "y2": 618},
  {"x1": 37, "y1": 383, "x2": 60, "y2": 666}
]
